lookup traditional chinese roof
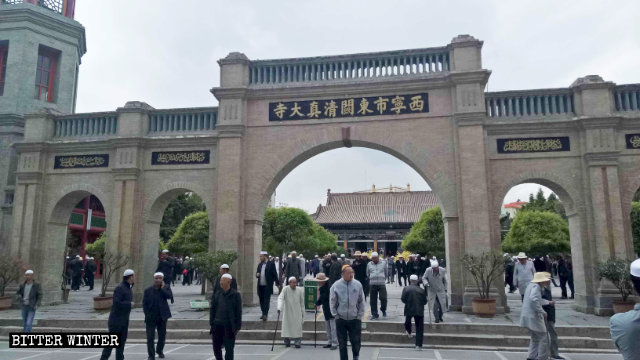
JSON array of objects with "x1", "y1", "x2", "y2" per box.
[
  {"x1": 503, "y1": 201, "x2": 527, "y2": 209},
  {"x1": 314, "y1": 191, "x2": 439, "y2": 225}
]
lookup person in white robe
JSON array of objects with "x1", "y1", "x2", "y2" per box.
[
  {"x1": 422, "y1": 260, "x2": 447, "y2": 323},
  {"x1": 277, "y1": 276, "x2": 305, "y2": 348}
]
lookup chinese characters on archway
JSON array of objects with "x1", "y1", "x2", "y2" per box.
[{"x1": 269, "y1": 93, "x2": 429, "y2": 122}]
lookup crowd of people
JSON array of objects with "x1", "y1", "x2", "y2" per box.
[{"x1": 12, "y1": 248, "x2": 640, "y2": 360}]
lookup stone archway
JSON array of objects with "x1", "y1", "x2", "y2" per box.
[
  {"x1": 492, "y1": 172, "x2": 594, "y2": 313},
  {"x1": 139, "y1": 183, "x2": 214, "y2": 300},
  {"x1": 38, "y1": 186, "x2": 110, "y2": 304}
]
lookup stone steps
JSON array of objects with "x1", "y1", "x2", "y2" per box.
[
  {"x1": 0, "y1": 322, "x2": 617, "y2": 351},
  {"x1": 0, "y1": 318, "x2": 613, "y2": 338}
]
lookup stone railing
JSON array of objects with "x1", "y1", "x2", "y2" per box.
[
  {"x1": 614, "y1": 84, "x2": 640, "y2": 112},
  {"x1": 485, "y1": 89, "x2": 574, "y2": 118},
  {"x1": 148, "y1": 107, "x2": 217, "y2": 134},
  {"x1": 249, "y1": 47, "x2": 450, "y2": 85},
  {"x1": 53, "y1": 112, "x2": 118, "y2": 138},
  {"x1": 1, "y1": 0, "x2": 64, "y2": 15}
]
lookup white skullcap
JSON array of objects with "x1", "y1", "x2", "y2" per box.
[
  {"x1": 162, "y1": 249, "x2": 169, "y2": 253},
  {"x1": 371, "y1": 252, "x2": 379, "y2": 257},
  {"x1": 315, "y1": 255, "x2": 319, "y2": 258},
  {"x1": 66, "y1": 256, "x2": 69, "y2": 259},
  {"x1": 631, "y1": 259, "x2": 640, "y2": 277},
  {"x1": 260, "y1": 251, "x2": 268, "y2": 255},
  {"x1": 123, "y1": 269, "x2": 134, "y2": 276},
  {"x1": 76, "y1": 255, "x2": 81, "y2": 258},
  {"x1": 290, "y1": 251, "x2": 297, "y2": 254},
  {"x1": 25, "y1": 270, "x2": 34, "y2": 275},
  {"x1": 431, "y1": 260, "x2": 439, "y2": 268},
  {"x1": 154, "y1": 272, "x2": 164, "y2": 278},
  {"x1": 288, "y1": 276, "x2": 297, "y2": 283},
  {"x1": 221, "y1": 274, "x2": 232, "y2": 280},
  {"x1": 220, "y1": 264, "x2": 230, "y2": 269},
  {"x1": 409, "y1": 274, "x2": 418, "y2": 281},
  {"x1": 341, "y1": 254, "x2": 345, "y2": 258}
]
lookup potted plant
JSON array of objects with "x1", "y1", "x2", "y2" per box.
[
  {"x1": 0, "y1": 258, "x2": 22, "y2": 310},
  {"x1": 596, "y1": 258, "x2": 635, "y2": 313},
  {"x1": 86, "y1": 234, "x2": 129, "y2": 310},
  {"x1": 461, "y1": 250, "x2": 505, "y2": 318}
]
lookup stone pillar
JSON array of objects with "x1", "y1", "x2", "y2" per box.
[
  {"x1": 0, "y1": 115, "x2": 23, "y2": 254},
  {"x1": 444, "y1": 216, "x2": 464, "y2": 311},
  {"x1": 111, "y1": 102, "x2": 149, "y2": 304},
  {"x1": 212, "y1": 52, "x2": 253, "y2": 304},
  {"x1": 572, "y1": 75, "x2": 632, "y2": 315},
  {"x1": 449, "y1": 35, "x2": 506, "y2": 313}
]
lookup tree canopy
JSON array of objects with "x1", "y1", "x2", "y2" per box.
[
  {"x1": 166, "y1": 211, "x2": 209, "y2": 255},
  {"x1": 159, "y1": 193, "x2": 206, "y2": 242},
  {"x1": 262, "y1": 207, "x2": 339, "y2": 258},
  {"x1": 401, "y1": 206, "x2": 445, "y2": 259},
  {"x1": 520, "y1": 188, "x2": 566, "y2": 218},
  {"x1": 502, "y1": 210, "x2": 570, "y2": 256}
]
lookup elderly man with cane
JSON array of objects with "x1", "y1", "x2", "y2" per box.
[
  {"x1": 422, "y1": 260, "x2": 447, "y2": 323},
  {"x1": 520, "y1": 272, "x2": 554, "y2": 360},
  {"x1": 210, "y1": 274, "x2": 242, "y2": 360},
  {"x1": 278, "y1": 277, "x2": 305, "y2": 348}
]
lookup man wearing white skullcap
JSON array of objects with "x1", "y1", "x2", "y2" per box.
[
  {"x1": 367, "y1": 251, "x2": 388, "y2": 319},
  {"x1": 210, "y1": 271, "x2": 242, "y2": 360},
  {"x1": 142, "y1": 272, "x2": 174, "y2": 359},
  {"x1": 401, "y1": 274, "x2": 427, "y2": 350},
  {"x1": 100, "y1": 269, "x2": 135, "y2": 360},
  {"x1": 610, "y1": 258, "x2": 640, "y2": 360},
  {"x1": 156, "y1": 250, "x2": 175, "y2": 289},
  {"x1": 17, "y1": 269, "x2": 41, "y2": 332},
  {"x1": 213, "y1": 264, "x2": 237, "y2": 297},
  {"x1": 256, "y1": 250, "x2": 279, "y2": 321},
  {"x1": 278, "y1": 276, "x2": 305, "y2": 348},
  {"x1": 422, "y1": 260, "x2": 447, "y2": 323}
]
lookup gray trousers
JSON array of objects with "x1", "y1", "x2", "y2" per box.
[
  {"x1": 528, "y1": 329, "x2": 549, "y2": 360},
  {"x1": 547, "y1": 321, "x2": 559, "y2": 358},
  {"x1": 325, "y1": 318, "x2": 338, "y2": 346}
]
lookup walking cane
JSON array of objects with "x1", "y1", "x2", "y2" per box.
[
  {"x1": 271, "y1": 310, "x2": 280, "y2": 351},
  {"x1": 314, "y1": 306, "x2": 318, "y2": 348}
]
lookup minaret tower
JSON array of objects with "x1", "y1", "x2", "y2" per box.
[{"x1": 0, "y1": 0, "x2": 86, "y2": 251}]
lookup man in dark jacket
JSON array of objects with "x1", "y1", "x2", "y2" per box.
[
  {"x1": 328, "y1": 254, "x2": 343, "y2": 287},
  {"x1": 284, "y1": 251, "x2": 303, "y2": 283},
  {"x1": 210, "y1": 274, "x2": 242, "y2": 360},
  {"x1": 143, "y1": 272, "x2": 174, "y2": 359},
  {"x1": 156, "y1": 250, "x2": 174, "y2": 288},
  {"x1": 100, "y1": 269, "x2": 134, "y2": 360},
  {"x1": 401, "y1": 274, "x2": 427, "y2": 350},
  {"x1": 396, "y1": 256, "x2": 407, "y2": 286},
  {"x1": 504, "y1": 255, "x2": 516, "y2": 293},
  {"x1": 85, "y1": 256, "x2": 97, "y2": 291},
  {"x1": 16, "y1": 270, "x2": 42, "y2": 332},
  {"x1": 70, "y1": 255, "x2": 83, "y2": 291},
  {"x1": 213, "y1": 264, "x2": 237, "y2": 297},
  {"x1": 256, "y1": 251, "x2": 279, "y2": 321},
  {"x1": 315, "y1": 273, "x2": 337, "y2": 349},
  {"x1": 557, "y1": 256, "x2": 574, "y2": 299},
  {"x1": 533, "y1": 256, "x2": 546, "y2": 272}
]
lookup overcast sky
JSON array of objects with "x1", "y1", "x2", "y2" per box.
[{"x1": 74, "y1": 1, "x2": 640, "y2": 213}]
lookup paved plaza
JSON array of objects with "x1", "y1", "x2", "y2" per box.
[
  {"x1": 0, "y1": 343, "x2": 624, "y2": 360},
  {"x1": 0, "y1": 276, "x2": 612, "y2": 327},
  {"x1": 0, "y1": 275, "x2": 621, "y2": 359}
]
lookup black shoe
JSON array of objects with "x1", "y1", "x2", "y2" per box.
[
  {"x1": 157, "y1": 352, "x2": 165, "y2": 358},
  {"x1": 323, "y1": 344, "x2": 332, "y2": 348},
  {"x1": 285, "y1": 343, "x2": 290, "y2": 348},
  {"x1": 295, "y1": 344, "x2": 301, "y2": 348}
]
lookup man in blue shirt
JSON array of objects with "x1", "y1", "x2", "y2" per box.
[{"x1": 610, "y1": 258, "x2": 640, "y2": 360}]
